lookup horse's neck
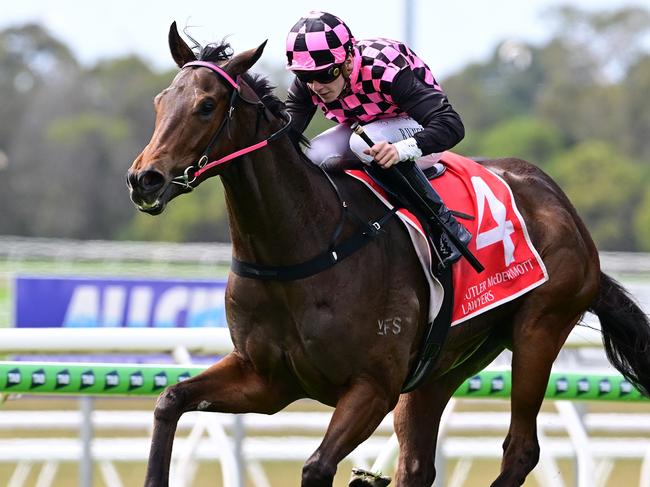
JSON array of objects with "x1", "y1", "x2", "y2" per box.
[{"x1": 221, "y1": 135, "x2": 341, "y2": 264}]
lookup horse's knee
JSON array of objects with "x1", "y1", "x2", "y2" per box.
[
  {"x1": 154, "y1": 384, "x2": 185, "y2": 423},
  {"x1": 301, "y1": 457, "x2": 335, "y2": 487}
]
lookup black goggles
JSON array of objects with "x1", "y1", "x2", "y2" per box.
[{"x1": 294, "y1": 64, "x2": 343, "y2": 84}]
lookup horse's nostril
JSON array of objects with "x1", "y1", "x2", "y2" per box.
[
  {"x1": 138, "y1": 170, "x2": 165, "y2": 192},
  {"x1": 127, "y1": 171, "x2": 139, "y2": 189}
]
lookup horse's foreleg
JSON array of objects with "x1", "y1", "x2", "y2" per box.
[
  {"x1": 301, "y1": 379, "x2": 394, "y2": 487},
  {"x1": 144, "y1": 352, "x2": 297, "y2": 487},
  {"x1": 492, "y1": 313, "x2": 578, "y2": 487}
]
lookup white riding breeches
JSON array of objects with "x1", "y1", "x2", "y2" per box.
[{"x1": 304, "y1": 116, "x2": 443, "y2": 171}]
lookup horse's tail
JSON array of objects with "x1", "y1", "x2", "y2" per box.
[{"x1": 588, "y1": 271, "x2": 650, "y2": 396}]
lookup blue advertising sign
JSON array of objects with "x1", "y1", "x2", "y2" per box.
[{"x1": 15, "y1": 276, "x2": 228, "y2": 328}]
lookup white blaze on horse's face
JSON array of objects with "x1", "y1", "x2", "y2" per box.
[{"x1": 127, "y1": 68, "x2": 230, "y2": 214}]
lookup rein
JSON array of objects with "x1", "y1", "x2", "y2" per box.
[{"x1": 171, "y1": 61, "x2": 292, "y2": 190}]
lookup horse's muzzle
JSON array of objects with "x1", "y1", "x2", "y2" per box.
[{"x1": 126, "y1": 168, "x2": 168, "y2": 214}]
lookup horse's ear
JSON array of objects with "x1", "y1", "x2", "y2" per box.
[
  {"x1": 168, "y1": 21, "x2": 197, "y2": 68},
  {"x1": 226, "y1": 41, "x2": 268, "y2": 77}
]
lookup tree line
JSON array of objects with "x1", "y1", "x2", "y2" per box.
[{"x1": 0, "y1": 6, "x2": 649, "y2": 250}]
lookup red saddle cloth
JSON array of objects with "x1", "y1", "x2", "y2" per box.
[{"x1": 345, "y1": 151, "x2": 548, "y2": 325}]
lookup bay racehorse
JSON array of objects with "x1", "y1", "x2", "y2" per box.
[{"x1": 126, "y1": 22, "x2": 650, "y2": 487}]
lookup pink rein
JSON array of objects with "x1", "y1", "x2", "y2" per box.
[{"x1": 194, "y1": 139, "x2": 269, "y2": 178}]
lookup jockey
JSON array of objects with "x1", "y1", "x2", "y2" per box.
[{"x1": 285, "y1": 10, "x2": 471, "y2": 269}]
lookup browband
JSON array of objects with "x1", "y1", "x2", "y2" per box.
[{"x1": 182, "y1": 61, "x2": 239, "y2": 89}]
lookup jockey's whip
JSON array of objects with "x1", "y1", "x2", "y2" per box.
[{"x1": 351, "y1": 122, "x2": 484, "y2": 273}]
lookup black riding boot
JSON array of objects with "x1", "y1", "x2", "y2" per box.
[{"x1": 394, "y1": 160, "x2": 472, "y2": 268}]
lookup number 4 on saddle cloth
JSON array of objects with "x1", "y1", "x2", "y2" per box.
[{"x1": 345, "y1": 151, "x2": 549, "y2": 327}]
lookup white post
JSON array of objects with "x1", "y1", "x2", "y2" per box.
[
  {"x1": 234, "y1": 415, "x2": 246, "y2": 487},
  {"x1": 79, "y1": 396, "x2": 94, "y2": 487},
  {"x1": 555, "y1": 400, "x2": 595, "y2": 487}
]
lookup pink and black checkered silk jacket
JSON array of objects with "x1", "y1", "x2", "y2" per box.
[{"x1": 286, "y1": 38, "x2": 465, "y2": 156}]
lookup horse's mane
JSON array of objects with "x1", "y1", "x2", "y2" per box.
[{"x1": 189, "y1": 39, "x2": 308, "y2": 148}]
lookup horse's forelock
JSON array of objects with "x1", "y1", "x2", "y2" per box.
[
  {"x1": 180, "y1": 26, "x2": 234, "y2": 63},
  {"x1": 198, "y1": 42, "x2": 234, "y2": 63}
]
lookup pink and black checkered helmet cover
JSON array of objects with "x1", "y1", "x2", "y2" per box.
[{"x1": 286, "y1": 11, "x2": 355, "y2": 71}]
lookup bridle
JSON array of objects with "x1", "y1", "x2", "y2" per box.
[{"x1": 171, "y1": 60, "x2": 292, "y2": 190}]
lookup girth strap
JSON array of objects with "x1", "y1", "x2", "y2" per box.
[
  {"x1": 400, "y1": 264, "x2": 454, "y2": 393},
  {"x1": 231, "y1": 208, "x2": 398, "y2": 281}
]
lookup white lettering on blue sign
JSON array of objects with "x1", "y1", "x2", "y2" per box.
[
  {"x1": 103, "y1": 286, "x2": 126, "y2": 326},
  {"x1": 62, "y1": 284, "x2": 226, "y2": 328},
  {"x1": 63, "y1": 285, "x2": 99, "y2": 327},
  {"x1": 127, "y1": 286, "x2": 153, "y2": 327},
  {"x1": 154, "y1": 286, "x2": 189, "y2": 327},
  {"x1": 187, "y1": 289, "x2": 225, "y2": 327}
]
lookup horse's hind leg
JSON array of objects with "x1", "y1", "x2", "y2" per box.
[
  {"x1": 393, "y1": 336, "x2": 504, "y2": 487},
  {"x1": 492, "y1": 311, "x2": 581, "y2": 487},
  {"x1": 145, "y1": 352, "x2": 298, "y2": 487}
]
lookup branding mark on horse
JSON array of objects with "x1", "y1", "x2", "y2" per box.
[{"x1": 377, "y1": 317, "x2": 402, "y2": 336}]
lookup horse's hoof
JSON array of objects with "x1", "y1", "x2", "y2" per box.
[{"x1": 349, "y1": 468, "x2": 391, "y2": 487}]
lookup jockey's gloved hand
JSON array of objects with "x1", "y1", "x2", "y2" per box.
[{"x1": 392, "y1": 137, "x2": 422, "y2": 162}]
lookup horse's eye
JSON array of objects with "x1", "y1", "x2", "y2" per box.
[{"x1": 199, "y1": 100, "x2": 216, "y2": 116}]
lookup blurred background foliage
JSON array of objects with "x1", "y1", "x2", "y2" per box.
[{"x1": 0, "y1": 5, "x2": 649, "y2": 250}]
